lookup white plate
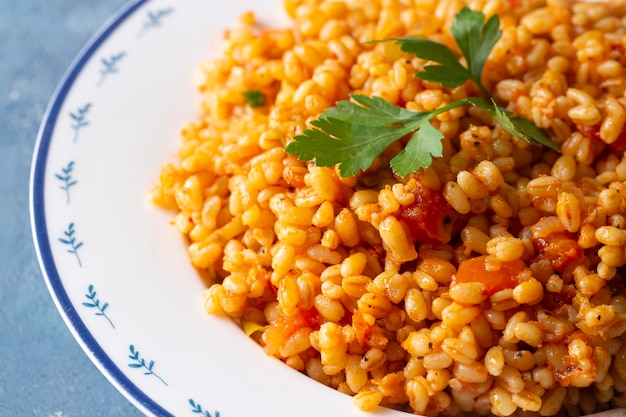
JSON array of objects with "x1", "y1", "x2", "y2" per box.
[
  {"x1": 29, "y1": 0, "x2": 408, "y2": 415},
  {"x1": 28, "y1": 1, "x2": 626, "y2": 417}
]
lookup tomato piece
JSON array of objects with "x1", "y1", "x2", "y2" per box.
[
  {"x1": 295, "y1": 307, "x2": 321, "y2": 330},
  {"x1": 542, "y1": 286, "x2": 576, "y2": 311},
  {"x1": 263, "y1": 307, "x2": 320, "y2": 349},
  {"x1": 399, "y1": 178, "x2": 453, "y2": 244},
  {"x1": 452, "y1": 256, "x2": 524, "y2": 296},
  {"x1": 353, "y1": 310, "x2": 373, "y2": 347},
  {"x1": 579, "y1": 123, "x2": 601, "y2": 142},
  {"x1": 533, "y1": 232, "x2": 583, "y2": 273},
  {"x1": 580, "y1": 122, "x2": 626, "y2": 152},
  {"x1": 609, "y1": 128, "x2": 626, "y2": 152}
]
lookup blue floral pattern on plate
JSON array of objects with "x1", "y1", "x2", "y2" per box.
[
  {"x1": 128, "y1": 344, "x2": 168, "y2": 386},
  {"x1": 82, "y1": 284, "x2": 115, "y2": 329},
  {"x1": 54, "y1": 161, "x2": 77, "y2": 204},
  {"x1": 58, "y1": 222, "x2": 84, "y2": 267},
  {"x1": 96, "y1": 52, "x2": 126, "y2": 87},
  {"x1": 189, "y1": 399, "x2": 220, "y2": 417},
  {"x1": 138, "y1": 8, "x2": 174, "y2": 37},
  {"x1": 69, "y1": 103, "x2": 92, "y2": 142}
]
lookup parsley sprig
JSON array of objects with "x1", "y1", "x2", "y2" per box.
[{"x1": 285, "y1": 8, "x2": 559, "y2": 178}]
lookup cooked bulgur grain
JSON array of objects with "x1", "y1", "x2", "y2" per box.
[{"x1": 152, "y1": 0, "x2": 626, "y2": 415}]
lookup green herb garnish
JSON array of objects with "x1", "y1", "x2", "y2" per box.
[
  {"x1": 243, "y1": 90, "x2": 266, "y2": 107},
  {"x1": 285, "y1": 8, "x2": 559, "y2": 178}
]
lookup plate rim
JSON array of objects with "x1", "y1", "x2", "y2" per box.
[{"x1": 28, "y1": 0, "x2": 173, "y2": 415}]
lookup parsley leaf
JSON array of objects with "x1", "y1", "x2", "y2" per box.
[
  {"x1": 286, "y1": 95, "x2": 471, "y2": 177},
  {"x1": 285, "y1": 7, "x2": 559, "y2": 177},
  {"x1": 242, "y1": 90, "x2": 266, "y2": 107},
  {"x1": 450, "y1": 8, "x2": 501, "y2": 95},
  {"x1": 388, "y1": 9, "x2": 500, "y2": 97},
  {"x1": 490, "y1": 102, "x2": 560, "y2": 151},
  {"x1": 390, "y1": 120, "x2": 444, "y2": 176},
  {"x1": 388, "y1": 37, "x2": 471, "y2": 88},
  {"x1": 285, "y1": 95, "x2": 435, "y2": 177}
]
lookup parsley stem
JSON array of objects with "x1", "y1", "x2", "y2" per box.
[
  {"x1": 428, "y1": 97, "x2": 483, "y2": 118},
  {"x1": 473, "y1": 78, "x2": 491, "y2": 101}
]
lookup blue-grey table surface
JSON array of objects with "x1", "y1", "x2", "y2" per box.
[{"x1": 1, "y1": 1, "x2": 145, "y2": 416}]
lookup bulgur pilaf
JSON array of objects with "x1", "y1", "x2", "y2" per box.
[{"x1": 151, "y1": 0, "x2": 626, "y2": 415}]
